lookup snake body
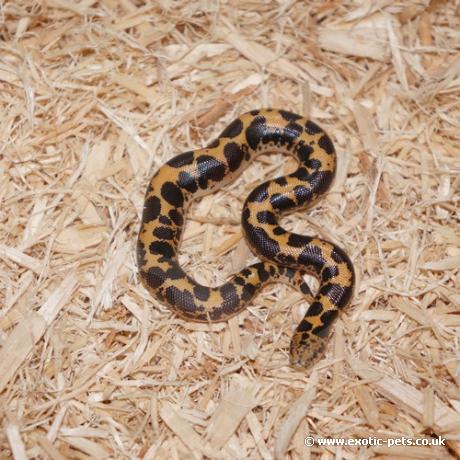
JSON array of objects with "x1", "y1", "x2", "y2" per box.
[{"x1": 137, "y1": 109, "x2": 354, "y2": 368}]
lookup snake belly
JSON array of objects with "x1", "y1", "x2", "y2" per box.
[{"x1": 137, "y1": 109, "x2": 355, "y2": 369}]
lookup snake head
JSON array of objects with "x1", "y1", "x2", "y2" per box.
[{"x1": 289, "y1": 331, "x2": 328, "y2": 369}]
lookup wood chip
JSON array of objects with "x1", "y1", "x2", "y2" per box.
[
  {"x1": 318, "y1": 29, "x2": 388, "y2": 61},
  {"x1": 275, "y1": 372, "x2": 318, "y2": 458},
  {"x1": 0, "y1": 275, "x2": 77, "y2": 392},
  {"x1": 159, "y1": 402, "x2": 206, "y2": 458},
  {"x1": 206, "y1": 376, "x2": 260, "y2": 449}
]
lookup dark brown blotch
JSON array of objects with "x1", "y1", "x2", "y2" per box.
[
  {"x1": 269, "y1": 192, "x2": 296, "y2": 211},
  {"x1": 178, "y1": 170, "x2": 198, "y2": 193},
  {"x1": 161, "y1": 182, "x2": 184, "y2": 208},
  {"x1": 149, "y1": 241, "x2": 174, "y2": 259},
  {"x1": 290, "y1": 167, "x2": 310, "y2": 182},
  {"x1": 307, "y1": 301, "x2": 323, "y2": 316},
  {"x1": 274, "y1": 176, "x2": 288, "y2": 186},
  {"x1": 143, "y1": 196, "x2": 161, "y2": 222},
  {"x1": 220, "y1": 284, "x2": 239, "y2": 310},
  {"x1": 318, "y1": 134, "x2": 335, "y2": 155},
  {"x1": 284, "y1": 121, "x2": 303, "y2": 140},
  {"x1": 196, "y1": 155, "x2": 226, "y2": 189},
  {"x1": 165, "y1": 263, "x2": 185, "y2": 280},
  {"x1": 207, "y1": 138, "x2": 220, "y2": 148},
  {"x1": 312, "y1": 321, "x2": 332, "y2": 338},
  {"x1": 241, "y1": 282, "x2": 256, "y2": 301},
  {"x1": 279, "y1": 110, "x2": 302, "y2": 121},
  {"x1": 307, "y1": 158, "x2": 321, "y2": 170},
  {"x1": 298, "y1": 245, "x2": 325, "y2": 274},
  {"x1": 167, "y1": 151, "x2": 194, "y2": 168},
  {"x1": 293, "y1": 184, "x2": 312, "y2": 205},
  {"x1": 219, "y1": 118, "x2": 244, "y2": 138},
  {"x1": 321, "y1": 283, "x2": 346, "y2": 306},
  {"x1": 273, "y1": 226, "x2": 286, "y2": 236},
  {"x1": 159, "y1": 215, "x2": 172, "y2": 225},
  {"x1": 256, "y1": 263, "x2": 270, "y2": 282},
  {"x1": 246, "y1": 182, "x2": 269, "y2": 203},
  {"x1": 300, "y1": 282, "x2": 312, "y2": 295},
  {"x1": 245, "y1": 115, "x2": 267, "y2": 150},
  {"x1": 308, "y1": 170, "x2": 334, "y2": 195},
  {"x1": 277, "y1": 253, "x2": 296, "y2": 265},
  {"x1": 193, "y1": 285, "x2": 210, "y2": 301},
  {"x1": 223, "y1": 142, "x2": 245, "y2": 172},
  {"x1": 305, "y1": 120, "x2": 322, "y2": 135},
  {"x1": 165, "y1": 286, "x2": 197, "y2": 314},
  {"x1": 145, "y1": 266, "x2": 166, "y2": 288},
  {"x1": 320, "y1": 309, "x2": 338, "y2": 324},
  {"x1": 297, "y1": 319, "x2": 313, "y2": 332},
  {"x1": 297, "y1": 144, "x2": 314, "y2": 163},
  {"x1": 256, "y1": 210, "x2": 277, "y2": 225},
  {"x1": 321, "y1": 265, "x2": 339, "y2": 282},
  {"x1": 287, "y1": 233, "x2": 311, "y2": 248},
  {"x1": 168, "y1": 209, "x2": 183, "y2": 226},
  {"x1": 243, "y1": 224, "x2": 280, "y2": 259},
  {"x1": 153, "y1": 226, "x2": 175, "y2": 240}
]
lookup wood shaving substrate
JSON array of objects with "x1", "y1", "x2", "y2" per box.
[{"x1": 1, "y1": 1, "x2": 459, "y2": 459}]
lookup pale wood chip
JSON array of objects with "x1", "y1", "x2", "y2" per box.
[
  {"x1": 0, "y1": 244, "x2": 42, "y2": 274},
  {"x1": 159, "y1": 402, "x2": 207, "y2": 459},
  {"x1": 0, "y1": 275, "x2": 77, "y2": 392},
  {"x1": 275, "y1": 372, "x2": 319, "y2": 458},
  {"x1": 318, "y1": 29, "x2": 388, "y2": 61},
  {"x1": 206, "y1": 376, "x2": 260, "y2": 449},
  {"x1": 64, "y1": 436, "x2": 110, "y2": 459},
  {"x1": 5, "y1": 420, "x2": 28, "y2": 460},
  {"x1": 422, "y1": 256, "x2": 460, "y2": 271}
]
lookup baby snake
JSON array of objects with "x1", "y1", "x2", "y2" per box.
[{"x1": 137, "y1": 109, "x2": 355, "y2": 368}]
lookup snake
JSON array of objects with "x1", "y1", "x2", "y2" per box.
[{"x1": 137, "y1": 109, "x2": 355, "y2": 369}]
